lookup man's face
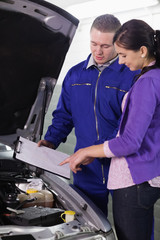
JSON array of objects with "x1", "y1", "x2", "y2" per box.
[{"x1": 90, "y1": 27, "x2": 117, "y2": 65}]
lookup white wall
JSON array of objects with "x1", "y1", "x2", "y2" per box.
[{"x1": 56, "y1": 3, "x2": 160, "y2": 85}]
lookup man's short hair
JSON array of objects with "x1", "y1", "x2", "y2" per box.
[{"x1": 91, "y1": 14, "x2": 121, "y2": 33}]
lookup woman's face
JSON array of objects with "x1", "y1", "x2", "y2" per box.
[{"x1": 114, "y1": 43, "x2": 146, "y2": 71}]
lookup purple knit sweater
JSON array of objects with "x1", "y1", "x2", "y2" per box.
[{"x1": 108, "y1": 68, "x2": 160, "y2": 184}]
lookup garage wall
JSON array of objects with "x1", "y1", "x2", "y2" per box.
[{"x1": 43, "y1": 6, "x2": 160, "y2": 239}]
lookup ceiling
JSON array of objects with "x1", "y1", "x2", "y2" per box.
[
  {"x1": 48, "y1": 0, "x2": 94, "y2": 9},
  {"x1": 48, "y1": 0, "x2": 160, "y2": 25},
  {"x1": 49, "y1": 0, "x2": 160, "y2": 9}
]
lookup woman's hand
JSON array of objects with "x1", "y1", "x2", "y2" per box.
[
  {"x1": 59, "y1": 148, "x2": 94, "y2": 173},
  {"x1": 60, "y1": 144, "x2": 105, "y2": 173}
]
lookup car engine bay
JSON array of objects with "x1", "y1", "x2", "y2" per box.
[{"x1": 0, "y1": 157, "x2": 115, "y2": 240}]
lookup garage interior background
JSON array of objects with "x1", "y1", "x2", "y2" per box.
[{"x1": 43, "y1": 1, "x2": 160, "y2": 239}]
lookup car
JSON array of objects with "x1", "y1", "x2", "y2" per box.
[{"x1": 0, "y1": 0, "x2": 116, "y2": 239}]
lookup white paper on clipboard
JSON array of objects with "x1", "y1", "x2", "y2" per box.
[{"x1": 15, "y1": 136, "x2": 70, "y2": 179}]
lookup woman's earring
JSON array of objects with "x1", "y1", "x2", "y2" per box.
[{"x1": 141, "y1": 55, "x2": 145, "y2": 58}]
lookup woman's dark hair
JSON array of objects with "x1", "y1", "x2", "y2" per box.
[{"x1": 113, "y1": 19, "x2": 160, "y2": 75}]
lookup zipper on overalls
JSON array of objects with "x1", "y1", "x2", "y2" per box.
[
  {"x1": 101, "y1": 164, "x2": 105, "y2": 184},
  {"x1": 94, "y1": 70, "x2": 106, "y2": 184},
  {"x1": 94, "y1": 71, "x2": 101, "y2": 140}
]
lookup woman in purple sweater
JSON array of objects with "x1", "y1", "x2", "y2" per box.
[{"x1": 60, "y1": 19, "x2": 160, "y2": 240}]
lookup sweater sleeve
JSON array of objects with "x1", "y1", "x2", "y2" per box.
[
  {"x1": 108, "y1": 76, "x2": 157, "y2": 157},
  {"x1": 103, "y1": 141, "x2": 116, "y2": 157}
]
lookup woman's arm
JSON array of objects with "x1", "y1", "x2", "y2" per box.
[{"x1": 60, "y1": 142, "x2": 116, "y2": 173}]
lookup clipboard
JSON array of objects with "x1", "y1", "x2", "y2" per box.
[{"x1": 14, "y1": 136, "x2": 70, "y2": 179}]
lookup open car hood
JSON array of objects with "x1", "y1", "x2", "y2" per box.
[{"x1": 0, "y1": 0, "x2": 79, "y2": 147}]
